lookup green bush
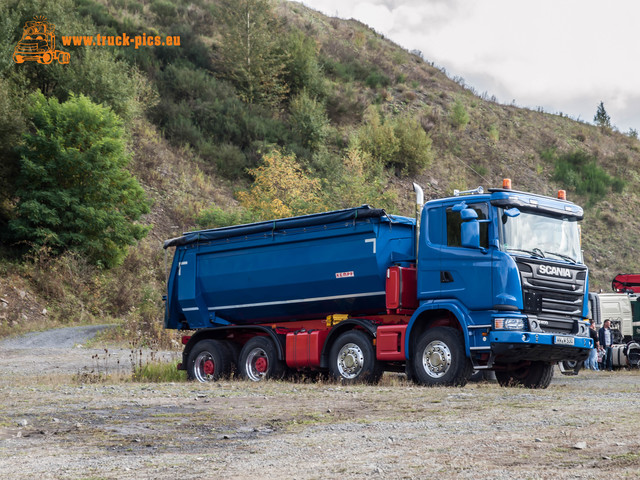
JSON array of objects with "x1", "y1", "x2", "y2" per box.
[
  {"x1": 392, "y1": 115, "x2": 433, "y2": 175},
  {"x1": 553, "y1": 150, "x2": 626, "y2": 205},
  {"x1": 450, "y1": 98, "x2": 470, "y2": 129},
  {"x1": 365, "y1": 70, "x2": 390, "y2": 89},
  {"x1": 354, "y1": 107, "x2": 432, "y2": 176},
  {"x1": 284, "y1": 30, "x2": 325, "y2": 98},
  {"x1": 196, "y1": 206, "x2": 255, "y2": 229},
  {"x1": 211, "y1": 143, "x2": 251, "y2": 179},
  {"x1": 9, "y1": 93, "x2": 150, "y2": 268},
  {"x1": 289, "y1": 90, "x2": 330, "y2": 152},
  {"x1": 355, "y1": 106, "x2": 398, "y2": 170},
  {"x1": 150, "y1": 0, "x2": 177, "y2": 24}
]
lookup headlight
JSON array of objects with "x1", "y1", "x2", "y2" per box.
[{"x1": 494, "y1": 317, "x2": 527, "y2": 330}]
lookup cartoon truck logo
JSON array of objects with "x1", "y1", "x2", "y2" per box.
[{"x1": 13, "y1": 16, "x2": 70, "y2": 65}]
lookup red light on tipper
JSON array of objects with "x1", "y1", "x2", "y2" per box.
[
  {"x1": 557, "y1": 190, "x2": 567, "y2": 200},
  {"x1": 502, "y1": 178, "x2": 512, "y2": 189},
  {"x1": 181, "y1": 335, "x2": 192, "y2": 345}
]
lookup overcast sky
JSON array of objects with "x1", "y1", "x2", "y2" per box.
[{"x1": 301, "y1": 0, "x2": 640, "y2": 133}]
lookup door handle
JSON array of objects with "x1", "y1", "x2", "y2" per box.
[{"x1": 440, "y1": 271, "x2": 454, "y2": 283}]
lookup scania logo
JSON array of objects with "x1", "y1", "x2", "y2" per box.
[{"x1": 538, "y1": 265, "x2": 572, "y2": 278}]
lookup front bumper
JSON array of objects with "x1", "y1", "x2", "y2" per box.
[{"x1": 491, "y1": 330, "x2": 592, "y2": 363}]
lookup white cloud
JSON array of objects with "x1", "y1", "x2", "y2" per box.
[{"x1": 300, "y1": 0, "x2": 640, "y2": 131}]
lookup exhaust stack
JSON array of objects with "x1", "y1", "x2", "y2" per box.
[{"x1": 413, "y1": 183, "x2": 424, "y2": 260}]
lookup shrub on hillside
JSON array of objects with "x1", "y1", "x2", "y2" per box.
[
  {"x1": 237, "y1": 150, "x2": 326, "y2": 219},
  {"x1": 284, "y1": 30, "x2": 326, "y2": 98},
  {"x1": 354, "y1": 106, "x2": 433, "y2": 176},
  {"x1": 552, "y1": 150, "x2": 626, "y2": 205},
  {"x1": 289, "y1": 90, "x2": 330, "y2": 152},
  {"x1": 330, "y1": 147, "x2": 397, "y2": 211},
  {"x1": 450, "y1": 98, "x2": 470, "y2": 129},
  {"x1": 392, "y1": 115, "x2": 433, "y2": 175},
  {"x1": 9, "y1": 93, "x2": 150, "y2": 268}
]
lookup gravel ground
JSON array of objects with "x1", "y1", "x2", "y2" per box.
[{"x1": 1, "y1": 326, "x2": 639, "y2": 479}]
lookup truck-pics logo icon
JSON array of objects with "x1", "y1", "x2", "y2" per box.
[{"x1": 13, "y1": 16, "x2": 70, "y2": 65}]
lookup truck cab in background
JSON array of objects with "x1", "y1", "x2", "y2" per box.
[{"x1": 585, "y1": 292, "x2": 640, "y2": 368}]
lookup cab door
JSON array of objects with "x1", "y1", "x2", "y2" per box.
[{"x1": 437, "y1": 202, "x2": 493, "y2": 310}]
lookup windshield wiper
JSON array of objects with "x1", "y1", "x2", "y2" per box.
[
  {"x1": 506, "y1": 248, "x2": 545, "y2": 258},
  {"x1": 544, "y1": 251, "x2": 577, "y2": 264}
]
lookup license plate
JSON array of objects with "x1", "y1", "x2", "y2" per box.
[{"x1": 555, "y1": 336, "x2": 575, "y2": 346}]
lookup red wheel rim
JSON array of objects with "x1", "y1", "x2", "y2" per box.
[
  {"x1": 203, "y1": 359, "x2": 215, "y2": 375},
  {"x1": 255, "y1": 357, "x2": 268, "y2": 373}
]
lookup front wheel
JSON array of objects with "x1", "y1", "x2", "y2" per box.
[
  {"x1": 412, "y1": 327, "x2": 472, "y2": 387},
  {"x1": 496, "y1": 361, "x2": 554, "y2": 389},
  {"x1": 329, "y1": 330, "x2": 382, "y2": 384},
  {"x1": 187, "y1": 339, "x2": 231, "y2": 382},
  {"x1": 238, "y1": 337, "x2": 284, "y2": 382}
]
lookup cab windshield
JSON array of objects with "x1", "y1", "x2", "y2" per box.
[{"x1": 500, "y1": 210, "x2": 582, "y2": 264}]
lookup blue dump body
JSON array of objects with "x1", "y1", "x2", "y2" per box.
[{"x1": 164, "y1": 206, "x2": 415, "y2": 329}]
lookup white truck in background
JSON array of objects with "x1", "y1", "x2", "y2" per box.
[{"x1": 560, "y1": 292, "x2": 640, "y2": 374}]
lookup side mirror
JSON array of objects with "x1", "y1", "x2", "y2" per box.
[
  {"x1": 502, "y1": 207, "x2": 520, "y2": 224},
  {"x1": 460, "y1": 208, "x2": 480, "y2": 249}
]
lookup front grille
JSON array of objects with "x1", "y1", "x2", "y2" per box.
[{"x1": 516, "y1": 259, "x2": 587, "y2": 334}]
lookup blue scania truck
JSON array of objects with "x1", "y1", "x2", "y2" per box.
[{"x1": 163, "y1": 180, "x2": 592, "y2": 388}]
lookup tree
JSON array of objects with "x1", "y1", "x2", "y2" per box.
[
  {"x1": 594, "y1": 101, "x2": 611, "y2": 129},
  {"x1": 289, "y1": 90, "x2": 330, "y2": 152},
  {"x1": 237, "y1": 150, "x2": 325, "y2": 219},
  {"x1": 216, "y1": 0, "x2": 289, "y2": 108},
  {"x1": 9, "y1": 92, "x2": 150, "y2": 268}
]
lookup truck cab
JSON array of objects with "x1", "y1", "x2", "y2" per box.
[{"x1": 408, "y1": 181, "x2": 591, "y2": 386}]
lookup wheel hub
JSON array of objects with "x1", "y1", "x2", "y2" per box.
[
  {"x1": 245, "y1": 348, "x2": 269, "y2": 381},
  {"x1": 255, "y1": 357, "x2": 268, "y2": 373},
  {"x1": 337, "y1": 343, "x2": 364, "y2": 379},
  {"x1": 203, "y1": 359, "x2": 215, "y2": 375},
  {"x1": 423, "y1": 341, "x2": 452, "y2": 378}
]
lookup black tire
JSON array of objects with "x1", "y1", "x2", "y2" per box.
[
  {"x1": 222, "y1": 340, "x2": 241, "y2": 375},
  {"x1": 496, "y1": 361, "x2": 554, "y2": 389},
  {"x1": 411, "y1": 327, "x2": 472, "y2": 387},
  {"x1": 187, "y1": 339, "x2": 232, "y2": 382},
  {"x1": 328, "y1": 330, "x2": 382, "y2": 384},
  {"x1": 238, "y1": 336, "x2": 284, "y2": 382}
]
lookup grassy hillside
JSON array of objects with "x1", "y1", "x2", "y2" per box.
[{"x1": 1, "y1": 0, "x2": 639, "y2": 339}]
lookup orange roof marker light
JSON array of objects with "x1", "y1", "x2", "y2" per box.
[
  {"x1": 502, "y1": 178, "x2": 512, "y2": 190},
  {"x1": 558, "y1": 190, "x2": 567, "y2": 200}
]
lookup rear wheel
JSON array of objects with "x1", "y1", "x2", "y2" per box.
[
  {"x1": 239, "y1": 337, "x2": 284, "y2": 382},
  {"x1": 496, "y1": 361, "x2": 554, "y2": 389},
  {"x1": 412, "y1": 327, "x2": 472, "y2": 387},
  {"x1": 187, "y1": 339, "x2": 231, "y2": 382},
  {"x1": 329, "y1": 330, "x2": 382, "y2": 384}
]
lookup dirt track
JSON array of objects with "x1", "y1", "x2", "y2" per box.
[{"x1": 1, "y1": 327, "x2": 639, "y2": 479}]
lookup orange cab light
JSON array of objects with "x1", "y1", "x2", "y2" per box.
[
  {"x1": 502, "y1": 178, "x2": 512, "y2": 190},
  {"x1": 557, "y1": 190, "x2": 567, "y2": 200}
]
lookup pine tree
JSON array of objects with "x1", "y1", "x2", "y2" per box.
[
  {"x1": 594, "y1": 101, "x2": 611, "y2": 128},
  {"x1": 9, "y1": 92, "x2": 150, "y2": 268},
  {"x1": 216, "y1": 0, "x2": 289, "y2": 107}
]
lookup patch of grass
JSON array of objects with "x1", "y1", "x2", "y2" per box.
[{"x1": 132, "y1": 361, "x2": 187, "y2": 382}]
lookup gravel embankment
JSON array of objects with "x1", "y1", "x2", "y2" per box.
[{"x1": 1, "y1": 326, "x2": 639, "y2": 479}]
